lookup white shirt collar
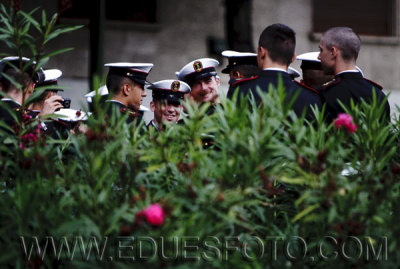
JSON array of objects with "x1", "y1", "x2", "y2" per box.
[
  {"x1": 151, "y1": 120, "x2": 159, "y2": 131},
  {"x1": 1, "y1": 98, "x2": 21, "y2": 106},
  {"x1": 336, "y1": 70, "x2": 359, "y2": 75},
  {"x1": 263, "y1": 68, "x2": 288, "y2": 73}
]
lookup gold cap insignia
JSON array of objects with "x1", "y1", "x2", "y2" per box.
[
  {"x1": 171, "y1": 81, "x2": 180, "y2": 92},
  {"x1": 193, "y1": 61, "x2": 203, "y2": 72}
]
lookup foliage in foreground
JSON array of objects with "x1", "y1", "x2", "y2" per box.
[
  {"x1": 0, "y1": 3, "x2": 399, "y2": 269},
  {"x1": 1, "y1": 86, "x2": 399, "y2": 269}
]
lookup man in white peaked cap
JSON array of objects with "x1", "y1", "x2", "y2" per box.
[
  {"x1": 104, "y1": 62, "x2": 153, "y2": 124},
  {"x1": 176, "y1": 58, "x2": 220, "y2": 105},
  {"x1": 31, "y1": 69, "x2": 65, "y2": 115},
  {"x1": 147, "y1": 79, "x2": 190, "y2": 131},
  {"x1": 296, "y1": 51, "x2": 334, "y2": 90},
  {"x1": 0, "y1": 56, "x2": 46, "y2": 129}
]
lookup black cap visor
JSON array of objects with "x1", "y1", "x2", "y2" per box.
[{"x1": 152, "y1": 90, "x2": 184, "y2": 104}]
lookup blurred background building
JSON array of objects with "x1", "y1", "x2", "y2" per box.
[{"x1": 3, "y1": 0, "x2": 400, "y2": 120}]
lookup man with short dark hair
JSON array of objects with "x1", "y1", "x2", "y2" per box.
[
  {"x1": 221, "y1": 50, "x2": 261, "y2": 99},
  {"x1": 104, "y1": 63, "x2": 153, "y2": 124},
  {"x1": 221, "y1": 50, "x2": 260, "y2": 80},
  {"x1": 318, "y1": 27, "x2": 390, "y2": 121},
  {"x1": 30, "y1": 69, "x2": 65, "y2": 115},
  {"x1": 147, "y1": 79, "x2": 190, "y2": 131},
  {"x1": 0, "y1": 57, "x2": 63, "y2": 128},
  {"x1": 229, "y1": 23, "x2": 321, "y2": 120}
]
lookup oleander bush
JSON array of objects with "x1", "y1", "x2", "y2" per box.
[{"x1": 1, "y1": 4, "x2": 400, "y2": 269}]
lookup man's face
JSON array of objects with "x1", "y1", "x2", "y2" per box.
[
  {"x1": 189, "y1": 76, "x2": 220, "y2": 104},
  {"x1": 151, "y1": 99, "x2": 181, "y2": 125},
  {"x1": 318, "y1": 40, "x2": 335, "y2": 75},
  {"x1": 128, "y1": 82, "x2": 146, "y2": 110}
]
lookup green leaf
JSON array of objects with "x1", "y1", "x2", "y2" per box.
[
  {"x1": 44, "y1": 25, "x2": 83, "y2": 45},
  {"x1": 41, "y1": 10, "x2": 47, "y2": 27},
  {"x1": 292, "y1": 204, "x2": 319, "y2": 223},
  {"x1": 35, "y1": 57, "x2": 49, "y2": 70},
  {"x1": 19, "y1": 10, "x2": 41, "y2": 32},
  {"x1": 42, "y1": 47, "x2": 74, "y2": 59}
]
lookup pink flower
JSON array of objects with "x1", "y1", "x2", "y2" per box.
[
  {"x1": 334, "y1": 113, "x2": 357, "y2": 133},
  {"x1": 22, "y1": 133, "x2": 38, "y2": 143},
  {"x1": 136, "y1": 203, "x2": 165, "y2": 227},
  {"x1": 22, "y1": 113, "x2": 33, "y2": 122}
]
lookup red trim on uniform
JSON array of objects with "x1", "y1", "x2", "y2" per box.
[
  {"x1": 364, "y1": 78, "x2": 383, "y2": 90},
  {"x1": 231, "y1": 75, "x2": 258, "y2": 87},
  {"x1": 322, "y1": 77, "x2": 341, "y2": 91},
  {"x1": 294, "y1": 80, "x2": 320, "y2": 95}
]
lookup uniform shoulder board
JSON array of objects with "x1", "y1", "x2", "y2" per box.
[
  {"x1": 294, "y1": 80, "x2": 319, "y2": 95},
  {"x1": 321, "y1": 78, "x2": 340, "y2": 91},
  {"x1": 364, "y1": 78, "x2": 383, "y2": 90},
  {"x1": 231, "y1": 75, "x2": 258, "y2": 87}
]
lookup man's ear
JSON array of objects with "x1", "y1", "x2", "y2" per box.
[
  {"x1": 122, "y1": 83, "x2": 130, "y2": 96},
  {"x1": 291, "y1": 53, "x2": 296, "y2": 64},
  {"x1": 331, "y1": 46, "x2": 339, "y2": 58},
  {"x1": 257, "y1": 46, "x2": 266, "y2": 67},
  {"x1": 26, "y1": 82, "x2": 35, "y2": 95},
  {"x1": 258, "y1": 46, "x2": 266, "y2": 58},
  {"x1": 150, "y1": 101, "x2": 155, "y2": 112}
]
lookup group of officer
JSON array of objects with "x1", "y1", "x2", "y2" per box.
[
  {"x1": 0, "y1": 23, "x2": 391, "y2": 137},
  {"x1": 0, "y1": 57, "x2": 87, "y2": 137},
  {"x1": 226, "y1": 24, "x2": 389, "y2": 122},
  {"x1": 92, "y1": 23, "x2": 389, "y2": 130}
]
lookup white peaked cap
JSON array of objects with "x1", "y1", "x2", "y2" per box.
[
  {"x1": 43, "y1": 69, "x2": 62, "y2": 82},
  {"x1": 175, "y1": 58, "x2": 219, "y2": 82},
  {"x1": 288, "y1": 67, "x2": 301, "y2": 78}
]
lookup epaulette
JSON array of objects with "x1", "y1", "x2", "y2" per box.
[
  {"x1": 364, "y1": 78, "x2": 383, "y2": 90},
  {"x1": 321, "y1": 78, "x2": 340, "y2": 91},
  {"x1": 294, "y1": 80, "x2": 320, "y2": 95},
  {"x1": 231, "y1": 75, "x2": 258, "y2": 87},
  {"x1": 120, "y1": 107, "x2": 138, "y2": 118}
]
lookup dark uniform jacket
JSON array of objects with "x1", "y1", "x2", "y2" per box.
[
  {"x1": 0, "y1": 99, "x2": 21, "y2": 129},
  {"x1": 0, "y1": 99, "x2": 38, "y2": 131},
  {"x1": 146, "y1": 120, "x2": 159, "y2": 131},
  {"x1": 228, "y1": 70, "x2": 322, "y2": 121},
  {"x1": 320, "y1": 72, "x2": 390, "y2": 122},
  {"x1": 105, "y1": 100, "x2": 140, "y2": 125}
]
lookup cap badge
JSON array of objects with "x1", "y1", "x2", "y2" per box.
[
  {"x1": 193, "y1": 61, "x2": 203, "y2": 72},
  {"x1": 171, "y1": 81, "x2": 180, "y2": 92}
]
